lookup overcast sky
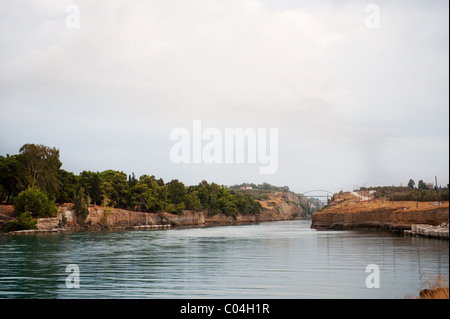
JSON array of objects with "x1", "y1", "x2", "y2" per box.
[{"x1": 0, "y1": 0, "x2": 448, "y2": 193}]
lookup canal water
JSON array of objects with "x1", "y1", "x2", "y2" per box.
[{"x1": 0, "y1": 220, "x2": 448, "y2": 299}]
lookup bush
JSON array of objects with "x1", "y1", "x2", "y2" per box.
[
  {"x1": 4, "y1": 211, "x2": 37, "y2": 232},
  {"x1": 389, "y1": 189, "x2": 449, "y2": 202},
  {"x1": 14, "y1": 188, "x2": 58, "y2": 218},
  {"x1": 73, "y1": 187, "x2": 90, "y2": 223}
]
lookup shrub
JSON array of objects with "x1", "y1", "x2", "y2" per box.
[
  {"x1": 14, "y1": 188, "x2": 58, "y2": 218},
  {"x1": 58, "y1": 215, "x2": 68, "y2": 228},
  {"x1": 419, "y1": 274, "x2": 449, "y2": 299},
  {"x1": 100, "y1": 207, "x2": 112, "y2": 225},
  {"x1": 4, "y1": 211, "x2": 37, "y2": 232},
  {"x1": 73, "y1": 187, "x2": 90, "y2": 223}
]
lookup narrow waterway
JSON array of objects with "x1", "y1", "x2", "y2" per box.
[{"x1": 0, "y1": 220, "x2": 448, "y2": 298}]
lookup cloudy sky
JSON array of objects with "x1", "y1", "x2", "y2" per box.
[{"x1": 0, "y1": 0, "x2": 448, "y2": 193}]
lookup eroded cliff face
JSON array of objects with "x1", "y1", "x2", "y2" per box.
[
  {"x1": 53, "y1": 192, "x2": 304, "y2": 230},
  {"x1": 310, "y1": 191, "x2": 449, "y2": 232},
  {"x1": 311, "y1": 206, "x2": 449, "y2": 232}
]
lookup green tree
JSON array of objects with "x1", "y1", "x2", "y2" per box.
[
  {"x1": 407, "y1": 179, "x2": 415, "y2": 189},
  {"x1": 129, "y1": 175, "x2": 168, "y2": 212},
  {"x1": 167, "y1": 179, "x2": 188, "y2": 206},
  {"x1": 197, "y1": 181, "x2": 210, "y2": 209},
  {"x1": 14, "y1": 187, "x2": 58, "y2": 218},
  {"x1": 16, "y1": 144, "x2": 61, "y2": 199},
  {"x1": 101, "y1": 181, "x2": 117, "y2": 207},
  {"x1": 73, "y1": 187, "x2": 90, "y2": 223},
  {"x1": 217, "y1": 195, "x2": 238, "y2": 217},
  {"x1": 99, "y1": 170, "x2": 129, "y2": 208},
  {"x1": 129, "y1": 180, "x2": 156, "y2": 212},
  {"x1": 90, "y1": 173, "x2": 102, "y2": 205},
  {"x1": 79, "y1": 171, "x2": 102, "y2": 205},
  {"x1": 128, "y1": 172, "x2": 138, "y2": 189},
  {"x1": 56, "y1": 169, "x2": 79, "y2": 203},
  {"x1": 4, "y1": 211, "x2": 37, "y2": 232},
  {"x1": 0, "y1": 154, "x2": 20, "y2": 204},
  {"x1": 418, "y1": 180, "x2": 427, "y2": 190},
  {"x1": 185, "y1": 190, "x2": 202, "y2": 211},
  {"x1": 111, "y1": 172, "x2": 129, "y2": 208}
]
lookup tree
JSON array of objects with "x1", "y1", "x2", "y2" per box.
[
  {"x1": 418, "y1": 180, "x2": 427, "y2": 190},
  {"x1": 129, "y1": 181, "x2": 156, "y2": 212},
  {"x1": 90, "y1": 173, "x2": 102, "y2": 205},
  {"x1": 79, "y1": 171, "x2": 102, "y2": 205},
  {"x1": 128, "y1": 173, "x2": 138, "y2": 189},
  {"x1": 101, "y1": 181, "x2": 117, "y2": 207},
  {"x1": 167, "y1": 179, "x2": 188, "y2": 207},
  {"x1": 0, "y1": 154, "x2": 20, "y2": 204},
  {"x1": 73, "y1": 187, "x2": 90, "y2": 223},
  {"x1": 111, "y1": 172, "x2": 129, "y2": 208},
  {"x1": 197, "y1": 182, "x2": 210, "y2": 209},
  {"x1": 56, "y1": 169, "x2": 79, "y2": 203},
  {"x1": 4, "y1": 211, "x2": 37, "y2": 232},
  {"x1": 16, "y1": 144, "x2": 62, "y2": 199},
  {"x1": 129, "y1": 175, "x2": 168, "y2": 212},
  {"x1": 14, "y1": 187, "x2": 58, "y2": 218},
  {"x1": 99, "y1": 170, "x2": 129, "y2": 208},
  {"x1": 262, "y1": 182, "x2": 272, "y2": 191},
  {"x1": 185, "y1": 191, "x2": 202, "y2": 211},
  {"x1": 407, "y1": 179, "x2": 415, "y2": 189}
]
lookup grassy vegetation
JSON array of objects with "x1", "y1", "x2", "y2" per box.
[
  {"x1": 357, "y1": 186, "x2": 449, "y2": 202},
  {"x1": 419, "y1": 274, "x2": 449, "y2": 299}
]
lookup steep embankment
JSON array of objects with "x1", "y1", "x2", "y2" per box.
[
  {"x1": 70, "y1": 191, "x2": 303, "y2": 229},
  {"x1": 311, "y1": 191, "x2": 449, "y2": 232},
  {"x1": 0, "y1": 191, "x2": 303, "y2": 233}
]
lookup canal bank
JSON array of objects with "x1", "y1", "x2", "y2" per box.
[
  {"x1": 1, "y1": 191, "x2": 306, "y2": 235},
  {"x1": 310, "y1": 192, "x2": 449, "y2": 239}
]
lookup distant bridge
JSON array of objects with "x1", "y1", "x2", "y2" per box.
[{"x1": 299, "y1": 190, "x2": 335, "y2": 206}]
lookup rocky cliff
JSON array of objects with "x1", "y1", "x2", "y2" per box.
[
  {"x1": 311, "y1": 207, "x2": 449, "y2": 231},
  {"x1": 54, "y1": 191, "x2": 304, "y2": 231},
  {"x1": 311, "y1": 193, "x2": 449, "y2": 232}
]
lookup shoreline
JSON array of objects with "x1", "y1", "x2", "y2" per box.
[{"x1": 3, "y1": 216, "x2": 307, "y2": 236}]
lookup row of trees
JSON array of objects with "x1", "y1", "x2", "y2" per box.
[
  {"x1": 389, "y1": 189, "x2": 449, "y2": 202},
  {"x1": 406, "y1": 179, "x2": 445, "y2": 190},
  {"x1": 0, "y1": 144, "x2": 261, "y2": 217},
  {"x1": 358, "y1": 184, "x2": 449, "y2": 202},
  {"x1": 74, "y1": 171, "x2": 261, "y2": 216}
]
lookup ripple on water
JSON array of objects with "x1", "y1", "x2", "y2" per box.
[{"x1": 0, "y1": 220, "x2": 448, "y2": 299}]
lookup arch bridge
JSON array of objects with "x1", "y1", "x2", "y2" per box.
[{"x1": 299, "y1": 190, "x2": 335, "y2": 206}]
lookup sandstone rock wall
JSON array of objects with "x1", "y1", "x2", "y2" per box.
[
  {"x1": 54, "y1": 191, "x2": 302, "y2": 230},
  {"x1": 36, "y1": 217, "x2": 59, "y2": 230},
  {"x1": 42, "y1": 191, "x2": 304, "y2": 231},
  {"x1": 311, "y1": 207, "x2": 449, "y2": 232}
]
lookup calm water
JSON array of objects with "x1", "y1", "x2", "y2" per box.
[{"x1": 0, "y1": 220, "x2": 448, "y2": 299}]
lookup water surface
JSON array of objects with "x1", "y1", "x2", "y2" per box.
[{"x1": 0, "y1": 220, "x2": 448, "y2": 298}]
